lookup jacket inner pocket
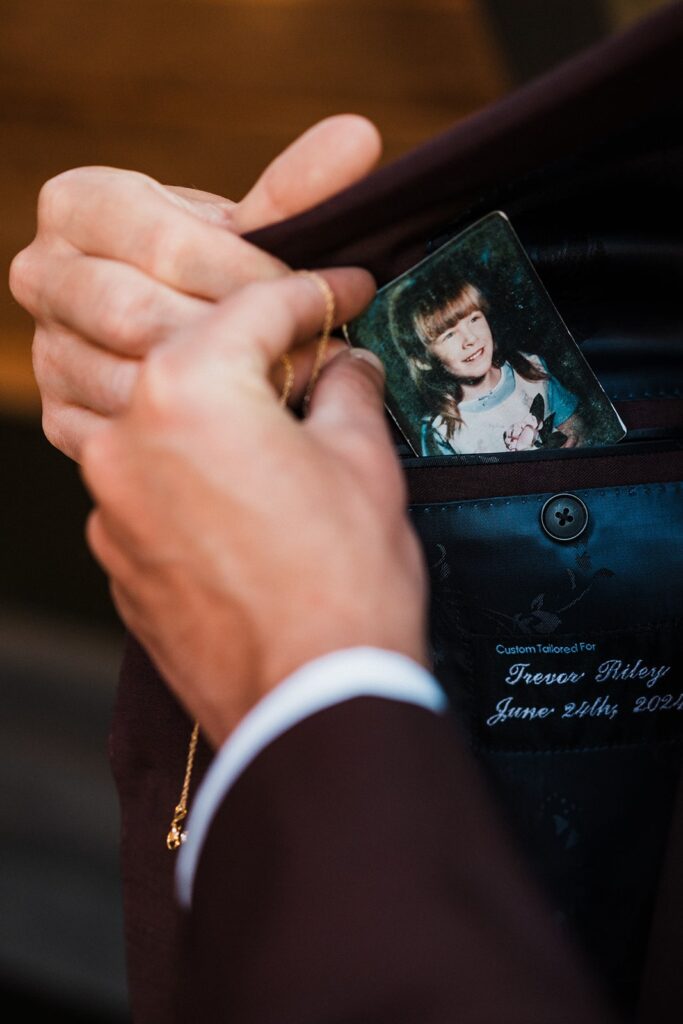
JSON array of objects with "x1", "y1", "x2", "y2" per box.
[{"x1": 410, "y1": 479, "x2": 683, "y2": 1012}]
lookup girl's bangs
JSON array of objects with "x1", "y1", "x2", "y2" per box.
[{"x1": 413, "y1": 284, "x2": 486, "y2": 345}]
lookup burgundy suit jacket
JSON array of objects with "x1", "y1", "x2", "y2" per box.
[
  {"x1": 178, "y1": 698, "x2": 616, "y2": 1023},
  {"x1": 110, "y1": 5, "x2": 683, "y2": 1021}
]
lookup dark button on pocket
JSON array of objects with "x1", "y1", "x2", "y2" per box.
[{"x1": 541, "y1": 493, "x2": 588, "y2": 542}]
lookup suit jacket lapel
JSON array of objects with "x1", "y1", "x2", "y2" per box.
[{"x1": 247, "y1": 2, "x2": 683, "y2": 283}]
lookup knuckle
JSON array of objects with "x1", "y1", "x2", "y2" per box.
[
  {"x1": 41, "y1": 405, "x2": 70, "y2": 456},
  {"x1": 93, "y1": 280, "x2": 158, "y2": 355},
  {"x1": 138, "y1": 349, "x2": 183, "y2": 418},
  {"x1": 107, "y1": 358, "x2": 139, "y2": 413},
  {"x1": 40, "y1": 406, "x2": 60, "y2": 449},
  {"x1": 37, "y1": 169, "x2": 81, "y2": 226},
  {"x1": 142, "y1": 220, "x2": 188, "y2": 283},
  {"x1": 38, "y1": 166, "x2": 132, "y2": 230},
  {"x1": 8, "y1": 247, "x2": 36, "y2": 307},
  {"x1": 94, "y1": 288, "x2": 139, "y2": 352}
]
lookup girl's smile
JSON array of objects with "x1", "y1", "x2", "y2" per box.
[{"x1": 462, "y1": 344, "x2": 486, "y2": 364}]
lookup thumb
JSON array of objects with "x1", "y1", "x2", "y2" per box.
[
  {"x1": 306, "y1": 348, "x2": 391, "y2": 454},
  {"x1": 232, "y1": 115, "x2": 381, "y2": 234}
]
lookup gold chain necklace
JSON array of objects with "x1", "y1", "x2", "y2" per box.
[{"x1": 166, "y1": 271, "x2": 335, "y2": 851}]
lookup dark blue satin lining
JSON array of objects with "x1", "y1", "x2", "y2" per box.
[
  {"x1": 411, "y1": 480, "x2": 683, "y2": 1014},
  {"x1": 413, "y1": 482, "x2": 682, "y2": 629}
]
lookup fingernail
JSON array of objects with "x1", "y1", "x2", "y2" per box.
[{"x1": 348, "y1": 347, "x2": 385, "y2": 377}]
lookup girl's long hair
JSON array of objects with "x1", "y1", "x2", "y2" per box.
[{"x1": 397, "y1": 282, "x2": 546, "y2": 441}]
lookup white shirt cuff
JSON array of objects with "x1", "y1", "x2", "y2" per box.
[{"x1": 175, "y1": 646, "x2": 447, "y2": 907}]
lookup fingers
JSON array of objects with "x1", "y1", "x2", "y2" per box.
[
  {"x1": 233, "y1": 115, "x2": 382, "y2": 233},
  {"x1": 86, "y1": 507, "x2": 135, "y2": 588},
  {"x1": 86, "y1": 508, "x2": 160, "y2": 639},
  {"x1": 32, "y1": 253, "x2": 209, "y2": 356},
  {"x1": 305, "y1": 347, "x2": 404, "y2": 500},
  {"x1": 125, "y1": 269, "x2": 375, "y2": 433},
  {"x1": 180, "y1": 267, "x2": 376, "y2": 374},
  {"x1": 306, "y1": 347, "x2": 388, "y2": 442},
  {"x1": 34, "y1": 167, "x2": 288, "y2": 299},
  {"x1": 33, "y1": 324, "x2": 140, "y2": 416},
  {"x1": 12, "y1": 119, "x2": 380, "y2": 378},
  {"x1": 82, "y1": 429, "x2": 165, "y2": 563},
  {"x1": 270, "y1": 336, "x2": 347, "y2": 406},
  {"x1": 41, "y1": 400, "x2": 109, "y2": 462},
  {"x1": 163, "y1": 184, "x2": 236, "y2": 223}
]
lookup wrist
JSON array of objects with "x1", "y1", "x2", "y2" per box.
[
  {"x1": 175, "y1": 646, "x2": 446, "y2": 906},
  {"x1": 203, "y1": 637, "x2": 429, "y2": 749}
]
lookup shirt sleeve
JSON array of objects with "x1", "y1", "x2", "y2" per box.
[
  {"x1": 175, "y1": 647, "x2": 447, "y2": 907},
  {"x1": 547, "y1": 373, "x2": 579, "y2": 425}
]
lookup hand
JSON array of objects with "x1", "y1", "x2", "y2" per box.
[
  {"x1": 81, "y1": 271, "x2": 428, "y2": 747},
  {"x1": 9, "y1": 116, "x2": 381, "y2": 460}
]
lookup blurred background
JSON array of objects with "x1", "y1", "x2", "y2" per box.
[{"x1": 0, "y1": 0, "x2": 669, "y2": 1019}]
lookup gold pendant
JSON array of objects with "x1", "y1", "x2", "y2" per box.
[{"x1": 166, "y1": 803, "x2": 188, "y2": 850}]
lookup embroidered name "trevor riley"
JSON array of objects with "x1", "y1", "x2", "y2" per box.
[{"x1": 502, "y1": 660, "x2": 670, "y2": 690}]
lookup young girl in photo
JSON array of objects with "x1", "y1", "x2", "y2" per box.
[{"x1": 405, "y1": 282, "x2": 582, "y2": 456}]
